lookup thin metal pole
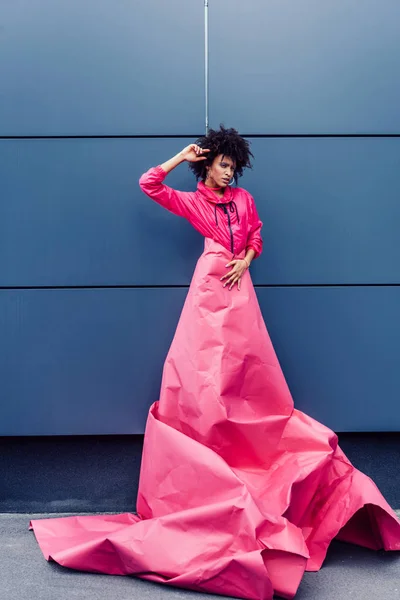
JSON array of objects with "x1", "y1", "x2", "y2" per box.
[{"x1": 204, "y1": 0, "x2": 209, "y2": 134}]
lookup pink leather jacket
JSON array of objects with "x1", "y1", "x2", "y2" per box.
[{"x1": 139, "y1": 165, "x2": 263, "y2": 258}]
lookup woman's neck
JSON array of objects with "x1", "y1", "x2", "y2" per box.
[{"x1": 204, "y1": 178, "x2": 225, "y2": 198}]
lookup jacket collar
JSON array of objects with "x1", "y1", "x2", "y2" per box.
[{"x1": 197, "y1": 180, "x2": 233, "y2": 204}]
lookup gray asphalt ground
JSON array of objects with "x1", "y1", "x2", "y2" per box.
[{"x1": 2, "y1": 512, "x2": 400, "y2": 600}]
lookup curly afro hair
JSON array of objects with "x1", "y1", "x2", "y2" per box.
[{"x1": 188, "y1": 125, "x2": 253, "y2": 183}]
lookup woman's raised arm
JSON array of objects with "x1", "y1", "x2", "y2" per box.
[
  {"x1": 139, "y1": 145, "x2": 209, "y2": 218},
  {"x1": 160, "y1": 144, "x2": 209, "y2": 173}
]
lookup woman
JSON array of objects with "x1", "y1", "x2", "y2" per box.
[{"x1": 31, "y1": 127, "x2": 400, "y2": 600}]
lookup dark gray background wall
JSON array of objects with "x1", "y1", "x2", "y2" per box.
[{"x1": 1, "y1": 0, "x2": 400, "y2": 434}]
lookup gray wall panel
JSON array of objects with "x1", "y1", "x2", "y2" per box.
[
  {"x1": 0, "y1": 0, "x2": 203, "y2": 136},
  {"x1": 0, "y1": 288, "x2": 187, "y2": 435},
  {"x1": 2, "y1": 286, "x2": 399, "y2": 435},
  {"x1": 0, "y1": 138, "x2": 203, "y2": 287},
  {"x1": 2, "y1": 137, "x2": 399, "y2": 287},
  {"x1": 260, "y1": 286, "x2": 400, "y2": 431},
  {"x1": 209, "y1": 0, "x2": 400, "y2": 134},
  {"x1": 241, "y1": 137, "x2": 400, "y2": 285}
]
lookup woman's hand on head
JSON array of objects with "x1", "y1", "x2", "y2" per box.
[
  {"x1": 180, "y1": 144, "x2": 210, "y2": 163},
  {"x1": 220, "y1": 259, "x2": 248, "y2": 291}
]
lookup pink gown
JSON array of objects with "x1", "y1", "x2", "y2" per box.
[{"x1": 30, "y1": 166, "x2": 400, "y2": 600}]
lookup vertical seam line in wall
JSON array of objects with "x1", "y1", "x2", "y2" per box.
[{"x1": 204, "y1": 0, "x2": 209, "y2": 134}]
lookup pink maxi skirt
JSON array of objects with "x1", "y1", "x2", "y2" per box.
[{"x1": 31, "y1": 238, "x2": 400, "y2": 600}]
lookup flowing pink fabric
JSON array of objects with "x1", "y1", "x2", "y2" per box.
[{"x1": 30, "y1": 168, "x2": 400, "y2": 600}]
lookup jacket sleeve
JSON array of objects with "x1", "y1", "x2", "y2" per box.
[
  {"x1": 139, "y1": 165, "x2": 193, "y2": 219},
  {"x1": 246, "y1": 195, "x2": 263, "y2": 259}
]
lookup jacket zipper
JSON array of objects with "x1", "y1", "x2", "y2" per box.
[{"x1": 222, "y1": 205, "x2": 234, "y2": 254}]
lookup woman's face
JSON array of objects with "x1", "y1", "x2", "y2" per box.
[{"x1": 205, "y1": 154, "x2": 236, "y2": 188}]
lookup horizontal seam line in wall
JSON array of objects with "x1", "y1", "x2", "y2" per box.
[
  {"x1": 1, "y1": 283, "x2": 400, "y2": 290},
  {"x1": 1, "y1": 134, "x2": 400, "y2": 140},
  {"x1": 0, "y1": 134, "x2": 201, "y2": 140}
]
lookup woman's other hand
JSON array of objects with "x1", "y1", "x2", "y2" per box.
[
  {"x1": 220, "y1": 259, "x2": 248, "y2": 291},
  {"x1": 180, "y1": 144, "x2": 210, "y2": 162}
]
